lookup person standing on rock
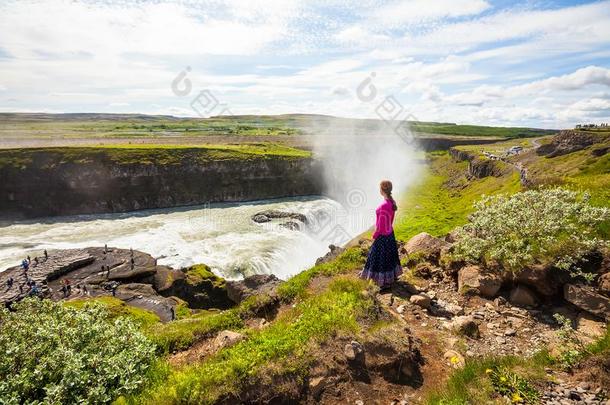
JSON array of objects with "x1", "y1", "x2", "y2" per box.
[{"x1": 359, "y1": 180, "x2": 402, "y2": 290}]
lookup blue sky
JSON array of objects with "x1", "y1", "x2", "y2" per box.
[{"x1": 0, "y1": 0, "x2": 609, "y2": 128}]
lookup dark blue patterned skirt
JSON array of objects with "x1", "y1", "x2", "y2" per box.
[{"x1": 360, "y1": 232, "x2": 402, "y2": 288}]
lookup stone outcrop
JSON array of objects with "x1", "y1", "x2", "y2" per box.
[
  {"x1": 226, "y1": 274, "x2": 282, "y2": 304},
  {"x1": 251, "y1": 210, "x2": 308, "y2": 224},
  {"x1": 315, "y1": 244, "x2": 345, "y2": 266},
  {"x1": 0, "y1": 247, "x2": 233, "y2": 321},
  {"x1": 457, "y1": 265, "x2": 503, "y2": 298},
  {"x1": 449, "y1": 148, "x2": 506, "y2": 178},
  {"x1": 564, "y1": 283, "x2": 610, "y2": 321},
  {"x1": 536, "y1": 130, "x2": 606, "y2": 157},
  {"x1": 0, "y1": 148, "x2": 324, "y2": 219}
]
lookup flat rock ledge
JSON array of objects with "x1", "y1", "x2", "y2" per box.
[{"x1": 0, "y1": 247, "x2": 232, "y2": 322}]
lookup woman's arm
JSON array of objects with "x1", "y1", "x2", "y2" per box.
[{"x1": 372, "y1": 206, "x2": 382, "y2": 239}]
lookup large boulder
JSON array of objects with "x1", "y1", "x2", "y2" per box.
[
  {"x1": 564, "y1": 284, "x2": 610, "y2": 321},
  {"x1": 405, "y1": 232, "x2": 449, "y2": 262},
  {"x1": 458, "y1": 265, "x2": 502, "y2": 298},
  {"x1": 514, "y1": 264, "x2": 570, "y2": 297},
  {"x1": 509, "y1": 285, "x2": 538, "y2": 307},
  {"x1": 226, "y1": 274, "x2": 282, "y2": 304}
]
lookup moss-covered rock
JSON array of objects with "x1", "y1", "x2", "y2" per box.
[{"x1": 155, "y1": 264, "x2": 232, "y2": 310}]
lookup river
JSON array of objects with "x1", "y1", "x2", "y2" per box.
[{"x1": 0, "y1": 196, "x2": 372, "y2": 280}]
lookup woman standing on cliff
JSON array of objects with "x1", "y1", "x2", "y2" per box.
[{"x1": 360, "y1": 180, "x2": 402, "y2": 289}]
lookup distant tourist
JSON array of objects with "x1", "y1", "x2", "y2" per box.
[
  {"x1": 5, "y1": 277, "x2": 14, "y2": 290},
  {"x1": 104, "y1": 244, "x2": 108, "y2": 254},
  {"x1": 44, "y1": 249, "x2": 48, "y2": 260},
  {"x1": 130, "y1": 247, "x2": 133, "y2": 258},
  {"x1": 21, "y1": 259, "x2": 29, "y2": 271},
  {"x1": 359, "y1": 180, "x2": 402, "y2": 290},
  {"x1": 33, "y1": 257, "x2": 39, "y2": 266},
  {"x1": 130, "y1": 257, "x2": 135, "y2": 270},
  {"x1": 106, "y1": 265, "x2": 111, "y2": 278},
  {"x1": 170, "y1": 306, "x2": 175, "y2": 321},
  {"x1": 27, "y1": 256, "x2": 31, "y2": 264}
]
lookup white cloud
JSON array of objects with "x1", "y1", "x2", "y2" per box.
[
  {"x1": 510, "y1": 66, "x2": 610, "y2": 95},
  {"x1": 401, "y1": 1, "x2": 610, "y2": 55},
  {"x1": 372, "y1": 0, "x2": 490, "y2": 26},
  {"x1": 0, "y1": 0, "x2": 609, "y2": 128}
]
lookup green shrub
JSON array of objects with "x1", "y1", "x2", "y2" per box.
[
  {"x1": 451, "y1": 188, "x2": 609, "y2": 275},
  {"x1": 0, "y1": 298, "x2": 156, "y2": 404}
]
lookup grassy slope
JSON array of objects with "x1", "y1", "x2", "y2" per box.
[
  {"x1": 121, "y1": 248, "x2": 371, "y2": 404},
  {"x1": 393, "y1": 152, "x2": 522, "y2": 241}
]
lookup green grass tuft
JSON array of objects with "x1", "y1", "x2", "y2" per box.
[{"x1": 277, "y1": 247, "x2": 366, "y2": 300}]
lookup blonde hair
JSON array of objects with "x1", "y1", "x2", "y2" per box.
[{"x1": 380, "y1": 180, "x2": 397, "y2": 211}]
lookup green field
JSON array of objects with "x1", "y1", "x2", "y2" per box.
[{"x1": 0, "y1": 113, "x2": 556, "y2": 142}]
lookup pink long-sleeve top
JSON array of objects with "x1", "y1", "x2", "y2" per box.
[{"x1": 373, "y1": 198, "x2": 395, "y2": 239}]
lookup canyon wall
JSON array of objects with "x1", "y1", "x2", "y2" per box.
[{"x1": 0, "y1": 147, "x2": 324, "y2": 219}]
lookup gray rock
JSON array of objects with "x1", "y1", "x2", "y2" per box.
[
  {"x1": 450, "y1": 315, "x2": 480, "y2": 338},
  {"x1": 409, "y1": 293, "x2": 431, "y2": 309},
  {"x1": 344, "y1": 340, "x2": 364, "y2": 361},
  {"x1": 213, "y1": 330, "x2": 245, "y2": 351},
  {"x1": 252, "y1": 214, "x2": 271, "y2": 223},
  {"x1": 226, "y1": 274, "x2": 281, "y2": 304}
]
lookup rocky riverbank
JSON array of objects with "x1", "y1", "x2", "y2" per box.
[{"x1": 0, "y1": 247, "x2": 280, "y2": 322}]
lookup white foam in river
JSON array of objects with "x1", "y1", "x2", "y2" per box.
[{"x1": 0, "y1": 196, "x2": 373, "y2": 280}]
